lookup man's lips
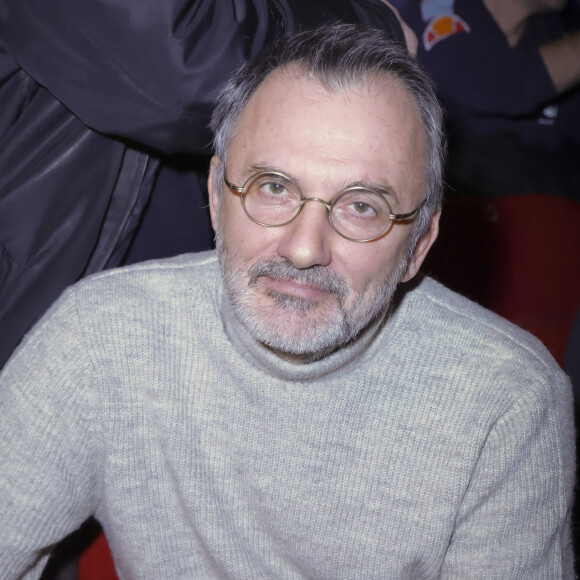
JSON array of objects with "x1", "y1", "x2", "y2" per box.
[
  {"x1": 265, "y1": 277, "x2": 330, "y2": 300},
  {"x1": 247, "y1": 258, "x2": 349, "y2": 304}
]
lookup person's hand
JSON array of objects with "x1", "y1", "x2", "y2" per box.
[
  {"x1": 379, "y1": 0, "x2": 418, "y2": 55},
  {"x1": 539, "y1": 29, "x2": 580, "y2": 93}
]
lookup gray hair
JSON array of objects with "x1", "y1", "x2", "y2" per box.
[{"x1": 210, "y1": 23, "x2": 446, "y2": 247}]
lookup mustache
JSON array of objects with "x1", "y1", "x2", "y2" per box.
[{"x1": 247, "y1": 258, "x2": 350, "y2": 302}]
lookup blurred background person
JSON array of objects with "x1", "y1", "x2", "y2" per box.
[{"x1": 397, "y1": 0, "x2": 580, "y2": 199}]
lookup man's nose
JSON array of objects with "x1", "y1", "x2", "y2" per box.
[{"x1": 276, "y1": 200, "x2": 333, "y2": 269}]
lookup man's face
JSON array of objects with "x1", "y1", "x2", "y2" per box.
[{"x1": 209, "y1": 69, "x2": 439, "y2": 362}]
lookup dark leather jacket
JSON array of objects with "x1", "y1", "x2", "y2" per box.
[{"x1": 0, "y1": 0, "x2": 403, "y2": 367}]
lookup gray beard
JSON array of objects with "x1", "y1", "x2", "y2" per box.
[{"x1": 216, "y1": 228, "x2": 410, "y2": 362}]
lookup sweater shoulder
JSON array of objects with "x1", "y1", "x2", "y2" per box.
[
  {"x1": 52, "y1": 251, "x2": 221, "y2": 339},
  {"x1": 73, "y1": 250, "x2": 219, "y2": 302},
  {"x1": 397, "y1": 276, "x2": 566, "y2": 386}
]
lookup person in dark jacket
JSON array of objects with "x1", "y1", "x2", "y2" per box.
[
  {"x1": 398, "y1": 0, "x2": 580, "y2": 198},
  {"x1": 0, "y1": 0, "x2": 407, "y2": 369}
]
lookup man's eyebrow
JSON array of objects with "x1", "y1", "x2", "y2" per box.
[
  {"x1": 347, "y1": 180, "x2": 399, "y2": 204},
  {"x1": 246, "y1": 163, "x2": 292, "y2": 178},
  {"x1": 244, "y1": 163, "x2": 303, "y2": 185}
]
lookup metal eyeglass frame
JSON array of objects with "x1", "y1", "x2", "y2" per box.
[{"x1": 224, "y1": 170, "x2": 426, "y2": 243}]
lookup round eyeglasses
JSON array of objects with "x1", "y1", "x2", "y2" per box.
[{"x1": 224, "y1": 170, "x2": 426, "y2": 243}]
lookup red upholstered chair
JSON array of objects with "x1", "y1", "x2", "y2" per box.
[
  {"x1": 78, "y1": 531, "x2": 118, "y2": 580},
  {"x1": 423, "y1": 193, "x2": 580, "y2": 366},
  {"x1": 78, "y1": 194, "x2": 580, "y2": 579}
]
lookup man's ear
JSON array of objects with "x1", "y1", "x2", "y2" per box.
[
  {"x1": 401, "y1": 210, "x2": 441, "y2": 282},
  {"x1": 207, "y1": 155, "x2": 221, "y2": 231}
]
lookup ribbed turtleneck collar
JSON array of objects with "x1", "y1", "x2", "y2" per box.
[{"x1": 219, "y1": 287, "x2": 399, "y2": 382}]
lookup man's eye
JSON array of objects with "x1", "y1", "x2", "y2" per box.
[
  {"x1": 351, "y1": 201, "x2": 376, "y2": 215},
  {"x1": 265, "y1": 182, "x2": 286, "y2": 195},
  {"x1": 346, "y1": 199, "x2": 379, "y2": 217}
]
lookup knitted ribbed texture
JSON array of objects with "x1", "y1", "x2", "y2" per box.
[{"x1": 0, "y1": 250, "x2": 575, "y2": 579}]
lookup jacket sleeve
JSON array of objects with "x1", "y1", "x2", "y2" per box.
[
  {"x1": 0, "y1": 0, "x2": 403, "y2": 155},
  {"x1": 418, "y1": 34, "x2": 557, "y2": 117}
]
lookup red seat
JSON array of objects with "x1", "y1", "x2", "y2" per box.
[
  {"x1": 78, "y1": 531, "x2": 118, "y2": 580},
  {"x1": 424, "y1": 193, "x2": 580, "y2": 365}
]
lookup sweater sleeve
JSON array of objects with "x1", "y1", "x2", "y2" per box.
[
  {"x1": 0, "y1": 290, "x2": 101, "y2": 579},
  {"x1": 440, "y1": 368, "x2": 575, "y2": 578}
]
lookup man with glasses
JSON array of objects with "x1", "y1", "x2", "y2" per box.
[{"x1": 0, "y1": 24, "x2": 574, "y2": 578}]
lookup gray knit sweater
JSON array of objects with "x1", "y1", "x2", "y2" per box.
[{"x1": 0, "y1": 251, "x2": 575, "y2": 579}]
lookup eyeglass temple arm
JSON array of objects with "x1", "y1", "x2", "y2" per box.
[
  {"x1": 390, "y1": 198, "x2": 427, "y2": 221},
  {"x1": 224, "y1": 175, "x2": 244, "y2": 194}
]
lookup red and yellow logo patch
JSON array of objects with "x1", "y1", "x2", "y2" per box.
[{"x1": 423, "y1": 14, "x2": 470, "y2": 51}]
